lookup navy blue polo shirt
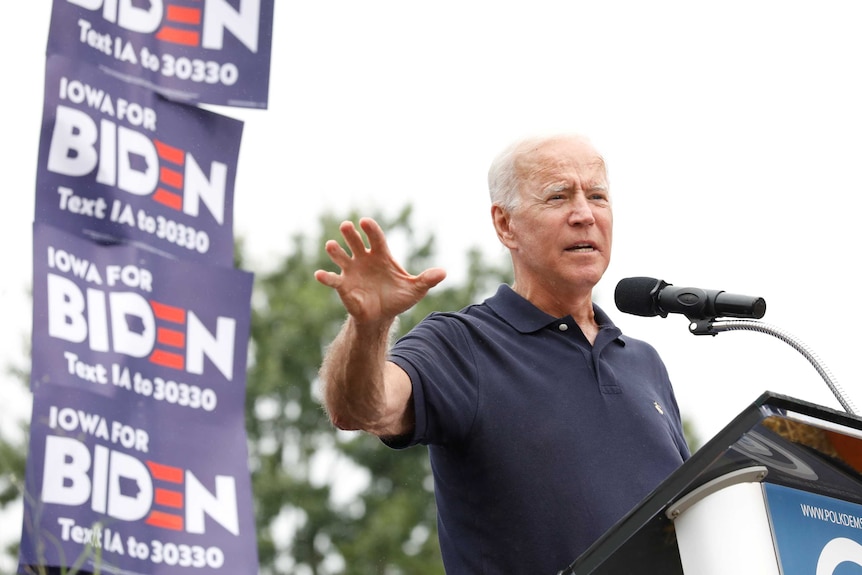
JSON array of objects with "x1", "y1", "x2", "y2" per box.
[{"x1": 388, "y1": 284, "x2": 689, "y2": 574}]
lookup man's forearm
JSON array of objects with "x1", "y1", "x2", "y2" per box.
[{"x1": 319, "y1": 316, "x2": 409, "y2": 434}]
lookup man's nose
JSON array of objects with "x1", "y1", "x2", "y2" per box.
[{"x1": 568, "y1": 194, "x2": 596, "y2": 225}]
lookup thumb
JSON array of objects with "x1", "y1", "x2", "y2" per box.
[{"x1": 415, "y1": 267, "x2": 447, "y2": 291}]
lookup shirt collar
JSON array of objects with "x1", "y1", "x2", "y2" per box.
[{"x1": 485, "y1": 284, "x2": 624, "y2": 343}]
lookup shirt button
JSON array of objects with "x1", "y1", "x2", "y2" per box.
[{"x1": 558, "y1": 323, "x2": 568, "y2": 331}]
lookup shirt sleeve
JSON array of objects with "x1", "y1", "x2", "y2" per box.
[{"x1": 385, "y1": 312, "x2": 481, "y2": 449}]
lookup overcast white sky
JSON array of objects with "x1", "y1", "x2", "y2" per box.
[{"x1": 3, "y1": 1, "x2": 862, "y2": 568}]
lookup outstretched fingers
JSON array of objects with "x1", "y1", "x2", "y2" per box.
[
  {"x1": 359, "y1": 217, "x2": 393, "y2": 259},
  {"x1": 313, "y1": 220, "x2": 381, "y2": 289},
  {"x1": 314, "y1": 218, "x2": 447, "y2": 317},
  {"x1": 314, "y1": 220, "x2": 373, "y2": 280},
  {"x1": 340, "y1": 219, "x2": 371, "y2": 259},
  {"x1": 321, "y1": 238, "x2": 351, "y2": 268}
]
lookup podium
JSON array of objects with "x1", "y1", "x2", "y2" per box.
[{"x1": 558, "y1": 391, "x2": 862, "y2": 574}]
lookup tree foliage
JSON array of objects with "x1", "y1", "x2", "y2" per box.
[{"x1": 0, "y1": 362, "x2": 30, "y2": 566}]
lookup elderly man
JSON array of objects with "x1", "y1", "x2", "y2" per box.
[{"x1": 314, "y1": 134, "x2": 689, "y2": 574}]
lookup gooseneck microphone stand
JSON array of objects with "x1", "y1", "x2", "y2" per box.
[{"x1": 688, "y1": 317, "x2": 857, "y2": 415}]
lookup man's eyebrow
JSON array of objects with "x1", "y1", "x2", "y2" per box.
[
  {"x1": 538, "y1": 181, "x2": 609, "y2": 195},
  {"x1": 541, "y1": 182, "x2": 569, "y2": 194}
]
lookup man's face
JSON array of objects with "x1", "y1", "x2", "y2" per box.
[{"x1": 500, "y1": 137, "x2": 613, "y2": 294}]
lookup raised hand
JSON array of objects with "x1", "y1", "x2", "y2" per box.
[{"x1": 314, "y1": 217, "x2": 446, "y2": 325}]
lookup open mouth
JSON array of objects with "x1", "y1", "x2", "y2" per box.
[{"x1": 566, "y1": 243, "x2": 595, "y2": 253}]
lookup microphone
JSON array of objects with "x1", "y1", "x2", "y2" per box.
[{"x1": 614, "y1": 277, "x2": 766, "y2": 321}]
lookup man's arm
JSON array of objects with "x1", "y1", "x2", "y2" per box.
[
  {"x1": 319, "y1": 316, "x2": 414, "y2": 436},
  {"x1": 314, "y1": 217, "x2": 445, "y2": 437}
]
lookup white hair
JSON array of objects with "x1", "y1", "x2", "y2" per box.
[{"x1": 487, "y1": 134, "x2": 607, "y2": 211}]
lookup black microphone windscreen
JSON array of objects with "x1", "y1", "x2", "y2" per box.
[{"x1": 614, "y1": 277, "x2": 664, "y2": 317}]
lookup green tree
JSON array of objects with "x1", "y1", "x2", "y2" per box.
[
  {"x1": 0, "y1": 358, "x2": 29, "y2": 567},
  {"x1": 245, "y1": 206, "x2": 512, "y2": 574}
]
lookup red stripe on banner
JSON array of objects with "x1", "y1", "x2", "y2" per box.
[
  {"x1": 157, "y1": 327, "x2": 185, "y2": 348},
  {"x1": 154, "y1": 488, "x2": 184, "y2": 509},
  {"x1": 151, "y1": 301, "x2": 186, "y2": 324},
  {"x1": 152, "y1": 188, "x2": 183, "y2": 210},
  {"x1": 147, "y1": 461, "x2": 184, "y2": 483},
  {"x1": 146, "y1": 510, "x2": 184, "y2": 531},
  {"x1": 150, "y1": 349, "x2": 185, "y2": 370},
  {"x1": 160, "y1": 167, "x2": 183, "y2": 189},
  {"x1": 156, "y1": 27, "x2": 201, "y2": 47},
  {"x1": 166, "y1": 6, "x2": 201, "y2": 25},
  {"x1": 154, "y1": 140, "x2": 184, "y2": 165}
]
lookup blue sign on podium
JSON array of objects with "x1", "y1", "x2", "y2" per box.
[{"x1": 765, "y1": 482, "x2": 862, "y2": 574}]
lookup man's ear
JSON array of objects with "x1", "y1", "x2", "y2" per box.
[{"x1": 492, "y1": 204, "x2": 516, "y2": 249}]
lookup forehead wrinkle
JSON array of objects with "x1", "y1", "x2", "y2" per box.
[
  {"x1": 510, "y1": 136, "x2": 610, "y2": 201},
  {"x1": 535, "y1": 170, "x2": 609, "y2": 195},
  {"x1": 521, "y1": 153, "x2": 607, "y2": 182}
]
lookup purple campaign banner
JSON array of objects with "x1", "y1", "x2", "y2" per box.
[
  {"x1": 31, "y1": 222, "x2": 254, "y2": 422},
  {"x1": 19, "y1": 381, "x2": 258, "y2": 574},
  {"x1": 36, "y1": 54, "x2": 243, "y2": 268},
  {"x1": 47, "y1": 0, "x2": 274, "y2": 109}
]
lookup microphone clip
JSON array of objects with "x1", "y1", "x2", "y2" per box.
[{"x1": 688, "y1": 318, "x2": 720, "y2": 336}]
